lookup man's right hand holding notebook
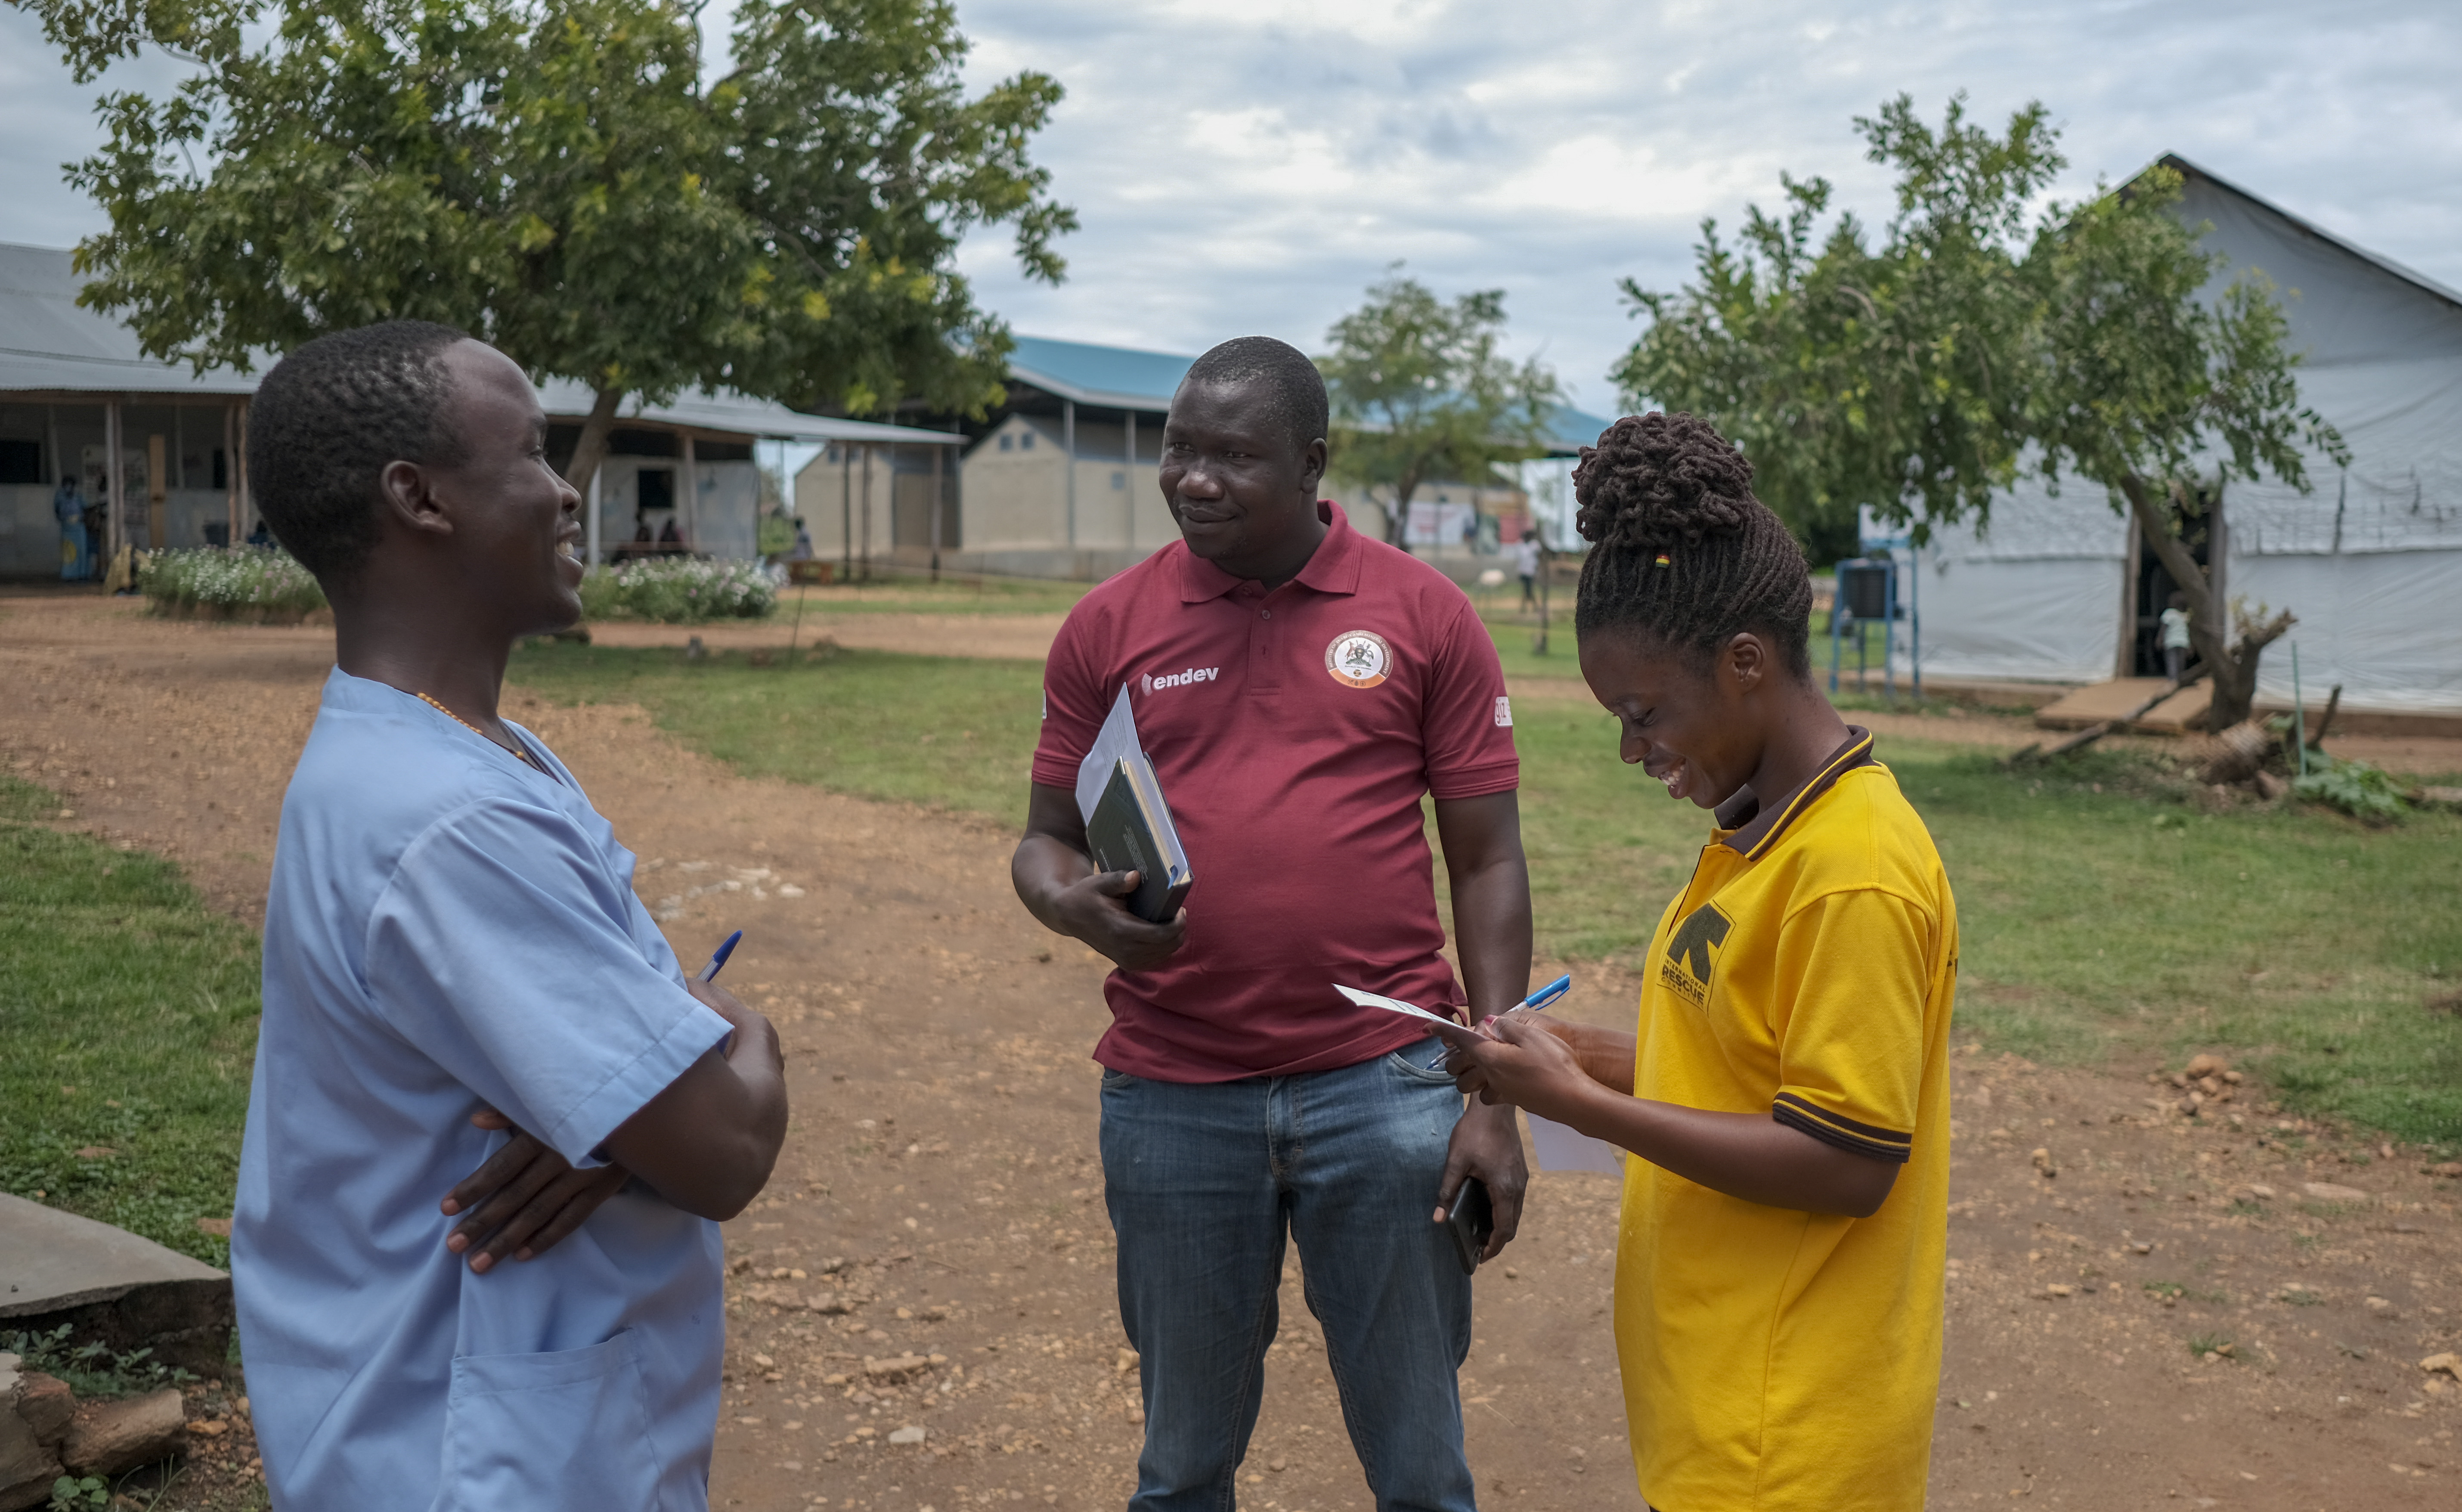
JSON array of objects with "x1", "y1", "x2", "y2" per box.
[{"x1": 1015, "y1": 785, "x2": 1189, "y2": 971}]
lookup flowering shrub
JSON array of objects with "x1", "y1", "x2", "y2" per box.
[
  {"x1": 579, "y1": 558, "x2": 775, "y2": 624},
  {"x1": 140, "y1": 546, "x2": 327, "y2": 615}
]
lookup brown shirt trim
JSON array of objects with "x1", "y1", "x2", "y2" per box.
[{"x1": 1713, "y1": 726, "x2": 1876, "y2": 858}]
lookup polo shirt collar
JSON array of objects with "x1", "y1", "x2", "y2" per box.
[
  {"x1": 1713, "y1": 726, "x2": 1876, "y2": 858},
  {"x1": 1177, "y1": 500, "x2": 1363, "y2": 603}
]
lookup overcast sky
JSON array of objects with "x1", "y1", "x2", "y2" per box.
[{"x1": 6, "y1": 0, "x2": 2459, "y2": 415}]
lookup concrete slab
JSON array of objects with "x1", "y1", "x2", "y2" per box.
[
  {"x1": 2033, "y1": 678, "x2": 2176, "y2": 731},
  {"x1": 0, "y1": 1196, "x2": 230, "y2": 1375},
  {"x1": 2132, "y1": 681, "x2": 2214, "y2": 734}
]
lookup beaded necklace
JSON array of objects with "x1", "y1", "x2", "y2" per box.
[{"x1": 416, "y1": 691, "x2": 541, "y2": 769}]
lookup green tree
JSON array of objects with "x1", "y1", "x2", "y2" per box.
[
  {"x1": 1318, "y1": 269, "x2": 1562, "y2": 551},
  {"x1": 1616, "y1": 94, "x2": 2342, "y2": 727},
  {"x1": 24, "y1": 0, "x2": 1074, "y2": 494}
]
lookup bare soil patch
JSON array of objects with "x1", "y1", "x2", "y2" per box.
[{"x1": 3, "y1": 592, "x2": 2456, "y2": 1511}]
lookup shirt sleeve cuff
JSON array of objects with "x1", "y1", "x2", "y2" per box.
[
  {"x1": 542, "y1": 999, "x2": 735, "y2": 1166},
  {"x1": 1426, "y1": 761, "x2": 1521, "y2": 800},
  {"x1": 1772, "y1": 1091, "x2": 1913, "y2": 1163}
]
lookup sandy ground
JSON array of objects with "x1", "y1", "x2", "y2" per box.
[{"x1": 4, "y1": 589, "x2": 2459, "y2": 1512}]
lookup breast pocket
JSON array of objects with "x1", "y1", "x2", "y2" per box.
[{"x1": 438, "y1": 1329, "x2": 658, "y2": 1510}]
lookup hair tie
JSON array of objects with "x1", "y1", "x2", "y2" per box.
[{"x1": 1654, "y1": 552, "x2": 1671, "y2": 567}]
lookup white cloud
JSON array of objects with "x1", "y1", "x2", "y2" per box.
[{"x1": 8, "y1": 1, "x2": 2458, "y2": 415}]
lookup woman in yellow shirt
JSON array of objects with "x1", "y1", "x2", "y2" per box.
[{"x1": 1451, "y1": 412, "x2": 1957, "y2": 1511}]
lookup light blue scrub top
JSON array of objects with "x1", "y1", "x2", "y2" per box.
[{"x1": 234, "y1": 670, "x2": 734, "y2": 1511}]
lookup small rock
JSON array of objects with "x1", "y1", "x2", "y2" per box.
[
  {"x1": 2245, "y1": 1183, "x2": 2275, "y2": 1200},
  {"x1": 2428, "y1": 1162, "x2": 2462, "y2": 1179},
  {"x1": 888, "y1": 1425, "x2": 926, "y2": 1446},
  {"x1": 2420, "y1": 1353, "x2": 2462, "y2": 1380},
  {"x1": 2301, "y1": 1181, "x2": 2370, "y2": 1203},
  {"x1": 62, "y1": 1388, "x2": 186, "y2": 1477},
  {"x1": 2184, "y1": 1053, "x2": 2229, "y2": 1079},
  {"x1": 2030, "y1": 1147, "x2": 2057, "y2": 1178},
  {"x1": 2366, "y1": 1297, "x2": 2402, "y2": 1320},
  {"x1": 2044, "y1": 1284, "x2": 2074, "y2": 1298},
  {"x1": 2130, "y1": 1241, "x2": 2154, "y2": 1255}
]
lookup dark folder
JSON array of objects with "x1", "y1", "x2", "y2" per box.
[{"x1": 1086, "y1": 756, "x2": 1194, "y2": 923}]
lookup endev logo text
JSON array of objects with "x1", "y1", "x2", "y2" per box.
[{"x1": 1144, "y1": 666, "x2": 1220, "y2": 692}]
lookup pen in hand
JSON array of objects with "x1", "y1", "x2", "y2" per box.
[
  {"x1": 1426, "y1": 974, "x2": 1571, "y2": 1070},
  {"x1": 698, "y1": 930, "x2": 743, "y2": 983}
]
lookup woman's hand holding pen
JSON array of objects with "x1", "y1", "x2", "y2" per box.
[{"x1": 1447, "y1": 1012, "x2": 1610, "y2": 1125}]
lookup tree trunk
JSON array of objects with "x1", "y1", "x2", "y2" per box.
[
  {"x1": 561, "y1": 384, "x2": 626, "y2": 498},
  {"x1": 1387, "y1": 474, "x2": 1419, "y2": 554},
  {"x1": 2116, "y1": 473, "x2": 2285, "y2": 729}
]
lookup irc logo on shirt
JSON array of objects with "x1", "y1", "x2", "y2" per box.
[
  {"x1": 1145, "y1": 666, "x2": 1220, "y2": 692},
  {"x1": 1660, "y1": 903, "x2": 1732, "y2": 1008},
  {"x1": 1493, "y1": 695, "x2": 1513, "y2": 728}
]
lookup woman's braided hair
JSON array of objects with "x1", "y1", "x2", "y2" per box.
[{"x1": 1572, "y1": 412, "x2": 1813, "y2": 675}]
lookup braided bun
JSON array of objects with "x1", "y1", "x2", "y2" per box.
[
  {"x1": 1573, "y1": 412, "x2": 1758, "y2": 550},
  {"x1": 1571, "y1": 412, "x2": 1814, "y2": 674}
]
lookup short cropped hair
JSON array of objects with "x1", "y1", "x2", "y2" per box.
[
  {"x1": 1572, "y1": 412, "x2": 1814, "y2": 677},
  {"x1": 245, "y1": 320, "x2": 471, "y2": 581},
  {"x1": 1176, "y1": 336, "x2": 1329, "y2": 459}
]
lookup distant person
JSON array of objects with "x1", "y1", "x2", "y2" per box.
[
  {"x1": 1513, "y1": 532, "x2": 1540, "y2": 609},
  {"x1": 2160, "y1": 591, "x2": 2192, "y2": 684},
  {"x1": 1013, "y1": 337, "x2": 1530, "y2": 1512},
  {"x1": 789, "y1": 518, "x2": 814, "y2": 561},
  {"x1": 245, "y1": 518, "x2": 274, "y2": 550},
  {"x1": 53, "y1": 475, "x2": 88, "y2": 581},
  {"x1": 615, "y1": 519, "x2": 655, "y2": 564},
  {"x1": 1445, "y1": 412, "x2": 1956, "y2": 1512},
  {"x1": 658, "y1": 516, "x2": 685, "y2": 553},
  {"x1": 232, "y1": 320, "x2": 786, "y2": 1510}
]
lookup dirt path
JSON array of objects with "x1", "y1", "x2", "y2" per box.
[{"x1": 3, "y1": 592, "x2": 2457, "y2": 1511}]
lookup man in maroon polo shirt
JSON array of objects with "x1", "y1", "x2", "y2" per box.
[{"x1": 1013, "y1": 337, "x2": 1530, "y2": 1512}]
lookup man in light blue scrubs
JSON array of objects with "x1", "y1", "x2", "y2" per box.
[{"x1": 232, "y1": 321, "x2": 790, "y2": 1510}]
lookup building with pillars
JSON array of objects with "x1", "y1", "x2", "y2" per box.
[
  {"x1": 895, "y1": 334, "x2": 1612, "y2": 582},
  {"x1": 0, "y1": 240, "x2": 953, "y2": 578}
]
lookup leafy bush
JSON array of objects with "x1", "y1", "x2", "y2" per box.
[
  {"x1": 139, "y1": 545, "x2": 326, "y2": 615},
  {"x1": 2293, "y1": 757, "x2": 2407, "y2": 824},
  {"x1": 578, "y1": 559, "x2": 775, "y2": 624}
]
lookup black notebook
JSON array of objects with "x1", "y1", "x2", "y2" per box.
[{"x1": 1085, "y1": 756, "x2": 1194, "y2": 923}]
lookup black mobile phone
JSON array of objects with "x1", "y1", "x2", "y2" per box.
[{"x1": 1443, "y1": 1179, "x2": 1494, "y2": 1275}]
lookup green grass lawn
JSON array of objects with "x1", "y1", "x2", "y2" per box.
[
  {"x1": 0, "y1": 776, "x2": 260, "y2": 1266},
  {"x1": 775, "y1": 574, "x2": 1093, "y2": 617},
  {"x1": 509, "y1": 642, "x2": 2462, "y2": 1149}
]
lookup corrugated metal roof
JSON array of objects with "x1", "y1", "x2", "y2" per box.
[
  {"x1": 1006, "y1": 332, "x2": 1612, "y2": 455},
  {"x1": 0, "y1": 241, "x2": 957, "y2": 444},
  {"x1": 0, "y1": 241, "x2": 260, "y2": 395}
]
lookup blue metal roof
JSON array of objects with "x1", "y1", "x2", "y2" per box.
[
  {"x1": 1005, "y1": 335, "x2": 1195, "y2": 410},
  {"x1": 1007, "y1": 332, "x2": 1613, "y2": 457}
]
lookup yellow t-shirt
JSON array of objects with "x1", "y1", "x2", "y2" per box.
[{"x1": 1614, "y1": 730, "x2": 1956, "y2": 1511}]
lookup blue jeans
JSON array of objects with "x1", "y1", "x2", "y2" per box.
[{"x1": 1100, "y1": 1043, "x2": 1476, "y2": 1512}]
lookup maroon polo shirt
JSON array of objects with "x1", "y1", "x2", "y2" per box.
[{"x1": 1032, "y1": 502, "x2": 1520, "y2": 1081}]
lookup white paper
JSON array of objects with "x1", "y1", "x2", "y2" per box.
[
  {"x1": 1076, "y1": 685, "x2": 1142, "y2": 823},
  {"x1": 1527, "y1": 1113, "x2": 1625, "y2": 1174},
  {"x1": 1333, "y1": 984, "x2": 1477, "y2": 1035}
]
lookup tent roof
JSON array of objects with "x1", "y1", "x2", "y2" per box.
[
  {"x1": 2157, "y1": 155, "x2": 2462, "y2": 316},
  {"x1": 1005, "y1": 332, "x2": 1613, "y2": 455}
]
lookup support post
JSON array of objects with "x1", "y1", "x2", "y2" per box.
[
  {"x1": 929, "y1": 440, "x2": 944, "y2": 582},
  {"x1": 105, "y1": 398, "x2": 124, "y2": 561},
  {"x1": 1063, "y1": 398, "x2": 1077, "y2": 560},
  {"x1": 223, "y1": 404, "x2": 238, "y2": 545},
  {"x1": 235, "y1": 401, "x2": 252, "y2": 540},
  {"x1": 859, "y1": 444, "x2": 873, "y2": 583},
  {"x1": 840, "y1": 444, "x2": 853, "y2": 577},
  {"x1": 1123, "y1": 410, "x2": 1136, "y2": 555},
  {"x1": 587, "y1": 462, "x2": 602, "y2": 566},
  {"x1": 680, "y1": 433, "x2": 698, "y2": 554}
]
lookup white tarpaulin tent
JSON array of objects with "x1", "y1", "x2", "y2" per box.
[{"x1": 1901, "y1": 156, "x2": 2462, "y2": 713}]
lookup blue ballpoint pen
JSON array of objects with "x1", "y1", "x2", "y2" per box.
[
  {"x1": 1426, "y1": 973, "x2": 1572, "y2": 1069},
  {"x1": 697, "y1": 929, "x2": 743, "y2": 983}
]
